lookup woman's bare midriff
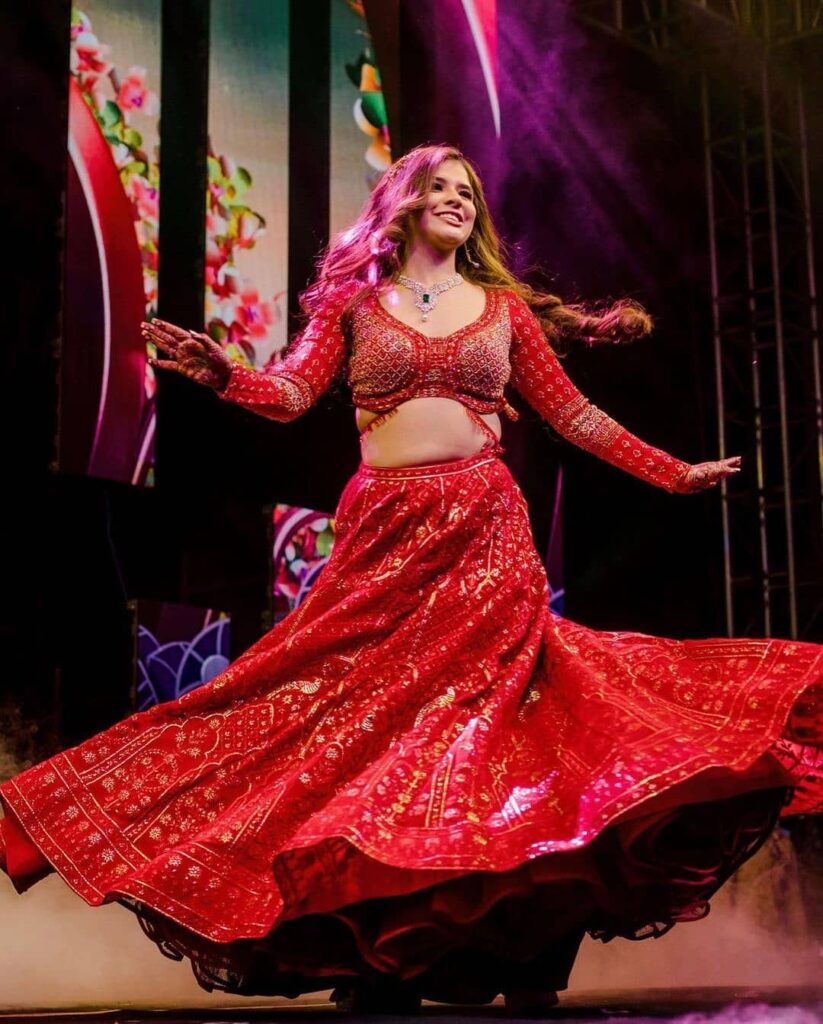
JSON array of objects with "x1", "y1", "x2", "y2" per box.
[{"x1": 356, "y1": 396, "x2": 501, "y2": 468}]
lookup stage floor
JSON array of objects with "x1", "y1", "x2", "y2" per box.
[{"x1": 1, "y1": 988, "x2": 822, "y2": 1023}]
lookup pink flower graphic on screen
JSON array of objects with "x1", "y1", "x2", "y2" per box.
[
  {"x1": 206, "y1": 317, "x2": 255, "y2": 363},
  {"x1": 206, "y1": 261, "x2": 240, "y2": 299},
  {"x1": 219, "y1": 155, "x2": 237, "y2": 178},
  {"x1": 71, "y1": 29, "x2": 112, "y2": 89},
  {"x1": 70, "y1": 9, "x2": 159, "y2": 321},
  {"x1": 127, "y1": 175, "x2": 159, "y2": 223},
  {"x1": 235, "y1": 288, "x2": 276, "y2": 339},
  {"x1": 206, "y1": 210, "x2": 229, "y2": 239},
  {"x1": 70, "y1": 7, "x2": 284, "y2": 381},
  {"x1": 201, "y1": 152, "x2": 281, "y2": 363},
  {"x1": 235, "y1": 211, "x2": 260, "y2": 251},
  {"x1": 70, "y1": 10, "x2": 90, "y2": 39},
  {"x1": 144, "y1": 253, "x2": 158, "y2": 277},
  {"x1": 117, "y1": 66, "x2": 159, "y2": 115}
]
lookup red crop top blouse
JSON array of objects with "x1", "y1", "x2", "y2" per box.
[{"x1": 218, "y1": 282, "x2": 693, "y2": 493}]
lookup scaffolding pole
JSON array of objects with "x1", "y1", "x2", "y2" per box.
[{"x1": 577, "y1": 0, "x2": 823, "y2": 639}]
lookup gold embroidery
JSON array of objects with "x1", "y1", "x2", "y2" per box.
[
  {"x1": 414, "y1": 687, "x2": 456, "y2": 728},
  {"x1": 554, "y1": 395, "x2": 622, "y2": 451},
  {"x1": 349, "y1": 290, "x2": 512, "y2": 418}
]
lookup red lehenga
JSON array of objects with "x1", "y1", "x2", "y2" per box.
[{"x1": 2, "y1": 286, "x2": 822, "y2": 1002}]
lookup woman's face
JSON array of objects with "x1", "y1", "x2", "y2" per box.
[{"x1": 413, "y1": 158, "x2": 477, "y2": 253}]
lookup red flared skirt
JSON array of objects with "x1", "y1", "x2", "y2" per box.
[{"x1": 2, "y1": 450, "x2": 822, "y2": 1001}]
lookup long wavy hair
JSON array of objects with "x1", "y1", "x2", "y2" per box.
[{"x1": 300, "y1": 143, "x2": 652, "y2": 351}]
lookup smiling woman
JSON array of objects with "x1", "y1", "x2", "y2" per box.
[
  {"x1": 417, "y1": 161, "x2": 477, "y2": 242},
  {"x1": 356, "y1": 155, "x2": 496, "y2": 464},
  {"x1": 2, "y1": 143, "x2": 821, "y2": 1015}
]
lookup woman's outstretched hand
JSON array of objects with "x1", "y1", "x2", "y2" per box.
[
  {"x1": 142, "y1": 319, "x2": 232, "y2": 390},
  {"x1": 684, "y1": 456, "x2": 742, "y2": 492}
]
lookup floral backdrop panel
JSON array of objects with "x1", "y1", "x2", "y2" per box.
[
  {"x1": 272, "y1": 504, "x2": 336, "y2": 625},
  {"x1": 329, "y1": 1, "x2": 391, "y2": 237},
  {"x1": 206, "y1": 0, "x2": 289, "y2": 370},
  {"x1": 61, "y1": 1, "x2": 160, "y2": 486}
]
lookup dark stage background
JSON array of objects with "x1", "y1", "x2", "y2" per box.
[{"x1": 2, "y1": 0, "x2": 822, "y2": 754}]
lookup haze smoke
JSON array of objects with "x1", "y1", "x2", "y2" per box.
[
  {"x1": 572, "y1": 831, "x2": 822, "y2": 991},
  {"x1": 676, "y1": 1006, "x2": 823, "y2": 1024}
]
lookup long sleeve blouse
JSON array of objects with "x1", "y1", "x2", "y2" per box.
[{"x1": 218, "y1": 283, "x2": 693, "y2": 494}]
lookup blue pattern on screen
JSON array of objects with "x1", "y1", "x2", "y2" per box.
[{"x1": 136, "y1": 618, "x2": 231, "y2": 709}]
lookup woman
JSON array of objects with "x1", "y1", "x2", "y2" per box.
[{"x1": 1, "y1": 145, "x2": 821, "y2": 1015}]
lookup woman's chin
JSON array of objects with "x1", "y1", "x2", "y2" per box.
[{"x1": 425, "y1": 232, "x2": 466, "y2": 255}]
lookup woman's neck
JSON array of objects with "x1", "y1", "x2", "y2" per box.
[{"x1": 400, "y1": 242, "x2": 458, "y2": 284}]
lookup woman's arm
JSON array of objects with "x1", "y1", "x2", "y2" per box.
[
  {"x1": 144, "y1": 283, "x2": 355, "y2": 423},
  {"x1": 217, "y1": 286, "x2": 355, "y2": 421},
  {"x1": 506, "y1": 291, "x2": 732, "y2": 494}
]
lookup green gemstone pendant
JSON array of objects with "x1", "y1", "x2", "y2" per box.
[{"x1": 396, "y1": 273, "x2": 464, "y2": 322}]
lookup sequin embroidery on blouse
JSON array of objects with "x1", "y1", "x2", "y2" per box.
[{"x1": 348, "y1": 289, "x2": 517, "y2": 419}]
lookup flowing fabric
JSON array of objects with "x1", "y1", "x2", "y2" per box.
[{"x1": 1, "y1": 450, "x2": 822, "y2": 1000}]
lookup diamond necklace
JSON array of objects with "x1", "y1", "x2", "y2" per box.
[{"x1": 396, "y1": 273, "x2": 464, "y2": 322}]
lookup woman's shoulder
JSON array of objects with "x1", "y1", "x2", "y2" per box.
[
  {"x1": 481, "y1": 284, "x2": 525, "y2": 314},
  {"x1": 477, "y1": 282, "x2": 520, "y2": 299},
  {"x1": 303, "y1": 278, "x2": 364, "y2": 312},
  {"x1": 326, "y1": 278, "x2": 365, "y2": 306}
]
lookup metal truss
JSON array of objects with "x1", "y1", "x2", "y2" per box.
[
  {"x1": 577, "y1": 0, "x2": 823, "y2": 49},
  {"x1": 577, "y1": 0, "x2": 823, "y2": 640}
]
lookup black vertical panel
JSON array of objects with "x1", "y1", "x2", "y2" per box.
[
  {"x1": 0, "y1": 0, "x2": 70, "y2": 736},
  {"x1": 288, "y1": 0, "x2": 331, "y2": 324},
  {"x1": 157, "y1": 0, "x2": 210, "y2": 331},
  {"x1": 146, "y1": 3, "x2": 212, "y2": 645},
  {"x1": 156, "y1": 0, "x2": 210, "y2": 497},
  {"x1": 1, "y1": 0, "x2": 69, "y2": 477},
  {"x1": 397, "y1": 0, "x2": 438, "y2": 152},
  {"x1": 278, "y1": 0, "x2": 358, "y2": 511}
]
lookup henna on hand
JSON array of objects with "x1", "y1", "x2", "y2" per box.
[
  {"x1": 141, "y1": 319, "x2": 232, "y2": 390},
  {"x1": 684, "y1": 456, "x2": 742, "y2": 492}
]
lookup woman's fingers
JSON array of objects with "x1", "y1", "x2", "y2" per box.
[
  {"x1": 188, "y1": 330, "x2": 229, "y2": 363},
  {"x1": 151, "y1": 319, "x2": 193, "y2": 341},
  {"x1": 142, "y1": 324, "x2": 181, "y2": 355},
  {"x1": 142, "y1": 321, "x2": 229, "y2": 388},
  {"x1": 141, "y1": 321, "x2": 225, "y2": 350},
  {"x1": 143, "y1": 323, "x2": 228, "y2": 368},
  {"x1": 685, "y1": 457, "x2": 743, "y2": 491}
]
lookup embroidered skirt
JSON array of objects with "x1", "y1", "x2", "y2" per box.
[{"x1": 1, "y1": 450, "x2": 822, "y2": 1001}]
